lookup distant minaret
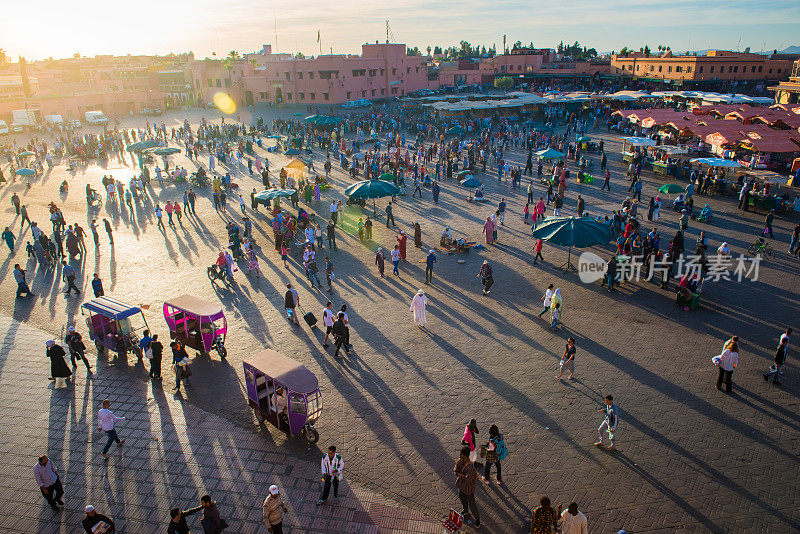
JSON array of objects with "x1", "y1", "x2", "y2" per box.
[{"x1": 20, "y1": 56, "x2": 32, "y2": 97}]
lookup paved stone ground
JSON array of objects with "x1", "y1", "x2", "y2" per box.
[
  {"x1": 0, "y1": 313, "x2": 441, "y2": 533},
  {"x1": 1, "y1": 106, "x2": 799, "y2": 533}
]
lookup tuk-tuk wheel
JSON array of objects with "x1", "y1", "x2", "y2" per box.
[
  {"x1": 217, "y1": 346, "x2": 227, "y2": 359},
  {"x1": 305, "y1": 427, "x2": 320, "y2": 445}
]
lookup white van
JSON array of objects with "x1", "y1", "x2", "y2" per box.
[
  {"x1": 85, "y1": 110, "x2": 108, "y2": 124},
  {"x1": 45, "y1": 114, "x2": 64, "y2": 126},
  {"x1": 0, "y1": 120, "x2": 8, "y2": 135}
]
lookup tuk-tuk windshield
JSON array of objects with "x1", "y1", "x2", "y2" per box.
[{"x1": 289, "y1": 392, "x2": 307, "y2": 415}]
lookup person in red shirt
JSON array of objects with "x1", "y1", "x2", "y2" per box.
[
  {"x1": 396, "y1": 231, "x2": 407, "y2": 260},
  {"x1": 533, "y1": 238, "x2": 544, "y2": 265},
  {"x1": 165, "y1": 201, "x2": 175, "y2": 227}
]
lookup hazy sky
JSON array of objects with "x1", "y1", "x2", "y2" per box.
[{"x1": 2, "y1": 0, "x2": 798, "y2": 60}]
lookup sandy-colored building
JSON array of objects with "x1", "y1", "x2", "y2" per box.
[
  {"x1": 611, "y1": 50, "x2": 794, "y2": 86},
  {"x1": 769, "y1": 59, "x2": 800, "y2": 105}
]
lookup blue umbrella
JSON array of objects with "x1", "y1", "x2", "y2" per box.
[
  {"x1": 536, "y1": 148, "x2": 566, "y2": 160},
  {"x1": 460, "y1": 176, "x2": 481, "y2": 188},
  {"x1": 253, "y1": 188, "x2": 296, "y2": 205},
  {"x1": 531, "y1": 216, "x2": 611, "y2": 271},
  {"x1": 344, "y1": 180, "x2": 400, "y2": 199},
  {"x1": 152, "y1": 147, "x2": 181, "y2": 156},
  {"x1": 285, "y1": 148, "x2": 301, "y2": 156},
  {"x1": 16, "y1": 168, "x2": 35, "y2": 176}
]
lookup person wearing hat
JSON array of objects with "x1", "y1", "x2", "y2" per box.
[
  {"x1": 65, "y1": 326, "x2": 92, "y2": 373},
  {"x1": 424, "y1": 250, "x2": 437, "y2": 284},
  {"x1": 262, "y1": 485, "x2": 289, "y2": 533},
  {"x1": 46, "y1": 340, "x2": 72, "y2": 382},
  {"x1": 410, "y1": 289, "x2": 428, "y2": 327},
  {"x1": 82, "y1": 505, "x2": 115, "y2": 533}
]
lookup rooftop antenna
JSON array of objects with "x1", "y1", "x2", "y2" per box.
[{"x1": 386, "y1": 20, "x2": 395, "y2": 43}]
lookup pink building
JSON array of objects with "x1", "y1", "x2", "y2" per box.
[{"x1": 192, "y1": 43, "x2": 433, "y2": 106}]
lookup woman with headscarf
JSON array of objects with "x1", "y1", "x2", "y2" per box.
[
  {"x1": 550, "y1": 289, "x2": 562, "y2": 319},
  {"x1": 396, "y1": 231, "x2": 407, "y2": 260},
  {"x1": 410, "y1": 289, "x2": 428, "y2": 327},
  {"x1": 653, "y1": 195, "x2": 661, "y2": 221},
  {"x1": 482, "y1": 215, "x2": 495, "y2": 245},
  {"x1": 375, "y1": 247, "x2": 385, "y2": 277},
  {"x1": 46, "y1": 340, "x2": 72, "y2": 382},
  {"x1": 413, "y1": 222, "x2": 422, "y2": 248},
  {"x1": 461, "y1": 419, "x2": 480, "y2": 464}
]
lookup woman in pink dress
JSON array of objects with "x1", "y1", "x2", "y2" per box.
[{"x1": 482, "y1": 216, "x2": 495, "y2": 244}]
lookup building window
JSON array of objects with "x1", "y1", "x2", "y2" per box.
[
  {"x1": 769, "y1": 69, "x2": 772, "y2": 74},
  {"x1": 369, "y1": 69, "x2": 377, "y2": 76},
  {"x1": 752, "y1": 66, "x2": 756, "y2": 73},
  {"x1": 710, "y1": 66, "x2": 714, "y2": 73},
  {"x1": 371, "y1": 89, "x2": 376, "y2": 96},
  {"x1": 299, "y1": 92, "x2": 305, "y2": 100},
  {"x1": 323, "y1": 93, "x2": 329, "y2": 101},
  {"x1": 636, "y1": 65, "x2": 640, "y2": 71},
  {"x1": 381, "y1": 88, "x2": 385, "y2": 95},
  {"x1": 224, "y1": 78, "x2": 231, "y2": 87},
  {"x1": 346, "y1": 91, "x2": 352, "y2": 99},
  {"x1": 216, "y1": 79, "x2": 221, "y2": 87},
  {"x1": 668, "y1": 66, "x2": 672, "y2": 73},
  {"x1": 686, "y1": 66, "x2": 692, "y2": 73},
  {"x1": 758, "y1": 66, "x2": 762, "y2": 72},
  {"x1": 406, "y1": 67, "x2": 410, "y2": 74},
  {"x1": 729, "y1": 66, "x2": 733, "y2": 73},
  {"x1": 309, "y1": 72, "x2": 314, "y2": 79},
  {"x1": 380, "y1": 68, "x2": 385, "y2": 75},
  {"x1": 391, "y1": 88, "x2": 398, "y2": 94},
  {"x1": 207, "y1": 79, "x2": 213, "y2": 87},
  {"x1": 259, "y1": 92, "x2": 268, "y2": 99},
  {"x1": 298, "y1": 72, "x2": 303, "y2": 79},
  {"x1": 284, "y1": 72, "x2": 290, "y2": 80},
  {"x1": 676, "y1": 66, "x2": 682, "y2": 73},
  {"x1": 698, "y1": 66, "x2": 703, "y2": 73},
  {"x1": 778, "y1": 69, "x2": 782, "y2": 73},
  {"x1": 650, "y1": 65, "x2": 654, "y2": 71},
  {"x1": 658, "y1": 66, "x2": 662, "y2": 72},
  {"x1": 286, "y1": 92, "x2": 292, "y2": 100},
  {"x1": 392, "y1": 68, "x2": 397, "y2": 75},
  {"x1": 310, "y1": 93, "x2": 315, "y2": 100},
  {"x1": 734, "y1": 66, "x2": 738, "y2": 73},
  {"x1": 361, "y1": 90, "x2": 366, "y2": 97}
]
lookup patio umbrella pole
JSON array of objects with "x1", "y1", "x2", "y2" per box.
[{"x1": 560, "y1": 246, "x2": 577, "y2": 272}]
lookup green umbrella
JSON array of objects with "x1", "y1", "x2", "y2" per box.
[
  {"x1": 152, "y1": 147, "x2": 181, "y2": 156},
  {"x1": 127, "y1": 140, "x2": 159, "y2": 152},
  {"x1": 304, "y1": 114, "x2": 319, "y2": 123},
  {"x1": 253, "y1": 188, "x2": 297, "y2": 205},
  {"x1": 531, "y1": 216, "x2": 611, "y2": 271},
  {"x1": 345, "y1": 179, "x2": 400, "y2": 215},
  {"x1": 456, "y1": 170, "x2": 472, "y2": 179},
  {"x1": 576, "y1": 136, "x2": 591, "y2": 143},
  {"x1": 292, "y1": 112, "x2": 303, "y2": 117},
  {"x1": 460, "y1": 175, "x2": 480, "y2": 187},
  {"x1": 16, "y1": 168, "x2": 35, "y2": 176},
  {"x1": 377, "y1": 172, "x2": 396, "y2": 182},
  {"x1": 18, "y1": 151, "x2": 35, "y2": 157},
  {"x1": 536, "y1": 148, "x2": 566, "y2": 160},
  {"x1": 658, "y1": 183, "x2": 685, "y2": 194},
  {"x1": 447, "y1": 126, "x2": 466, "y2": 135}
]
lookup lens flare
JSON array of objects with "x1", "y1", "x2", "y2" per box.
[{"x1": 213, "y1": 92, "x2": 237, "y2": 114}]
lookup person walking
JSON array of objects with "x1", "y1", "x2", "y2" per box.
[
  {"x1": 789, "y1": 223, "x2": 800, "y2": 256},
  {"x1": 601, "y1": 170, "x2": 611, "y2": 191},
  {"x1": 2, "y1": 226, "x2": 15, "y2": 252},
  {"x1": 410, "y1": 289, "x2": 428, "y2": 328},
  {"x1": 90, "y1": 219, "x2": 100, "y2": 248},
  {"x1": 284, "y1": 284, "x2": 300, "y2": 325},
  {"x1": 424, "y1": 249, "x2": 436, "y2": 284},
  {"x1": 46, "y1": 340, "x2": 72, "y2": 382},
  {"x1": 594, "y1": 395, "x2": 618, "y2": 450},
  {"x1": 530, "y1": 496, "x2": 559, "y2": 534},
  {"x1": 34, "y1": 455, "x2": 64, "y2": 511},
  {"x1": 21, "y1": 204, "x2": 32, "y2": 228},
  {"x1": 155, "y1": 204, "x2": 165, "y2": 230},
  {"x1": 391, "y1": 245, "x2": 401, "y2": 276},
  {"x1": 98, "y1": 399, "x2": 127, "y2": 459},
  {"x1": 326, "y1": 221, "x2": 337, "y2": 251},
  {"x1": 375, "y1": 247, "x2": 386, "y2": 277},
  {"x1": 498, "y1": 198, "x2": 506, "y2": 225},
  {"x1": 558, "y1": 503, "x2": 588, "y2": 534},
  {"x1": 461, "y1": 419, "x2": 480, "y2": 464},
  {"x1": 478, "y1": 260, "x2": 494, "y2": 295},
  {"x1": 14, "y1": 263, "x2": 34, "y2": 298},
  {"x1": 713, "y1": 340, "x2": 739, "y2": 393},
  {"x1": 82, "y1": 505, "x2": 115, "y2": 533},
  {"x1": 317, "y1": 446, "x2": 344, "y2": 505},
  {"x1": 764, "y1": 335, "x2": 788, "y2": 386},
  {"x1": 385, "y1": 201, "x2": 396, "y2": 227},
  {"x1": 322, "y1": 302, "x2": 336, "y2": 347},
  {"x1": 65, "y1": 326, "x2": 92, "y2": 373},
  {"x1": 481, "y1": 424, "x2": 507, "y2": 485},
  {"x1": 168, "y1": 506, "x2": 203, "y2": 534},
  {"x1": 171, "y1": 340, "x2": 189, "y2": 391},
  {"x1": 62, "y1": 261, "x2": 81, "y2": 295},
  {"x1": 332, "y1": 312, "x2": 349, "y2": 358},
  {"x1": 324, "y1": 256, "x2": 334, "y2": 293},
  {"x1": 556, "y1": 337, "x2": 576, "y2": 380},
  {"x1": 763, "y1": 209, "x2": 775, "y2": 238},
  {"x1": 149, "y1": 334, "x2": 163, "y2": 380},
  {"x1": 533, "y1": 238, "x2": 544, "y2": 265},
  {"x1": 263, "y1": 485, "x2": 289, "y2": 534},
  {"x1": 12, "y1": 191, "x2": 21, "y2": 215},
  {"x1": 454, "y1": 446, "x2": 480, "y2": 527},
  {"x1": 92, "y1": 273, "x2": 104, "y2": 297}
]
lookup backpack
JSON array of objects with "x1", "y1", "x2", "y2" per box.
[{"x1": 495, "y1": 434, "x2": 508, "y2": 461}]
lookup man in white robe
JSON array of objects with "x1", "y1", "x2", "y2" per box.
[{"x1": 410, "y1": 289, "x2": 427, "y2": 327}]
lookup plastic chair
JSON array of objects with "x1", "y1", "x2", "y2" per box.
[{"x1": 442, "y1": 508, "x2": 463, "y2": 533}]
